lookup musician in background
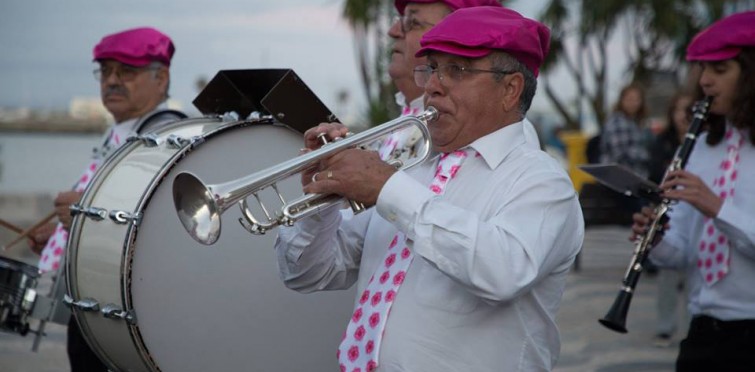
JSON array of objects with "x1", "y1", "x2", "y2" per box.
[
  {"x1": 632, "y1": 11, "x2": 755, "y2": 371},
  {"x1": 27, "y1": 27, "x2": 185, "y2": 372},
  {"x1": 377, "y1": 0, "x2": 540, "y2": 163},
  {"x1": 276, "y1": 7, "x2": 583, "y2": 371}
]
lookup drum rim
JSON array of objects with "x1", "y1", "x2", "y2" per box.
[
  {"x1": 123, "y1": 117, "x2": 281, "y2": 371},
  {"x1": 0, "y1": 256, "x2": 41, "y2": 278},
  {"x1": 67, "y1": 115, "x2": 296, "y2": 371},
  {"x1": 65, "y1": 116, "x2": 224, "y2": 371}
]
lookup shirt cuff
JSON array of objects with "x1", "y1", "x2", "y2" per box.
[
  {"x1": 278, "y1": 204, "x2": 341, "y2": 263},
  {"x1": 375, "y1": 171, "x2": 434, "y2": 235}
]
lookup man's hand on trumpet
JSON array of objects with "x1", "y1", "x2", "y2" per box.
[
  {"x1": 306, "y1": 148, "x2": 396, "y2": 207},
  {"x1": 300, "y1": 122, "x2": 397, "y2": 207}
]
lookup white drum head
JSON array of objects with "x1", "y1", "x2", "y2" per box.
[{"x1": 129, "y1": 123, "x2": 354, "y2": 371}]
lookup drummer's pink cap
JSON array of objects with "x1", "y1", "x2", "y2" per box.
[
  {"x1": 687, "y1": 11, "x2": 755, "y2": 62},
  {"x1": 394, "y1": 0, "x2": 501, "y2": 15},
  {"x1": 416, "y1": 6, "x2": 550, "y2": 77},
  {"x1": 93, "y1": 27, "x2": 175, "y2": 67}
]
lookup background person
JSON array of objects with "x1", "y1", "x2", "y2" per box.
[
  {"x1": 276, "y1": 6, "x2": 583, "y2": 371},
  {"x1": 632, "y1": 11, "x2": 755, "y2": 371},
  {"x1": 377, "y1": 0, "x2": 541, "y2": 163},
  {"x1": 27, "y1": 27, "x2": 185, "y2": 371},
  {"x1": 599, "y1": 83, "x2": 653, "y2": 179}
]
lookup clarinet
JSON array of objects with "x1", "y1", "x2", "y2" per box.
[{"x1": 599, "y1": 96, "x2": 713, "y2": 333}]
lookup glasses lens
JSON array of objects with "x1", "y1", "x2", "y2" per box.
[
  {"x1": 414, "y1": 66, "x2": 432, "y2": 87},
  {"x1": 92, "y1": 69, "x2": 102, "y2": 82},
  {"x1": 442, "y1": 64, "x2": 465, "y2": 81}
]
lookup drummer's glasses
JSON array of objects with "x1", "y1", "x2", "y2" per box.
[
  {"x1": 93, "y1": 64, "x2": 159, "y2": 83},
  {"x1": 414, "y1": 64, "x2": 514, "y2": 87},
  {"x1": 393, "y1": 14, "x2": 435, "y2": 34}
]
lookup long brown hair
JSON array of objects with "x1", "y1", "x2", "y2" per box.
[
  {"x1": 700, "y1": 48, "x2": 755, "y2": 146},
  {"x1": 612, "y1": 83, "x2": 647, "y2": 122}
]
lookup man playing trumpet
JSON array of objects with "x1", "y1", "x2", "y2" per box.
[{"x1": 275, "y1": 6, "x2": 583, "y2": 371}]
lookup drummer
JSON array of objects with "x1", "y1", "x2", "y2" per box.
[{"x1": 27, "y1": 27, "x2": 185, "y2": 372}]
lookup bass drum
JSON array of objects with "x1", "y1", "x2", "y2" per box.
[{"x1": 66, "y1": 117, "x2": 355, "y2": 371}]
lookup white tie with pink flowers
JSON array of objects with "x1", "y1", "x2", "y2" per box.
[
  {"x1": 697, "y1": 127, "x2": 743, "y2": 286},
  {"x1": 37, "y1": 127, "x2": 126, "y2": 273},
  {"x1": 337, "y1": 148, "x2": 472, "y2": 372},
  {"x1": 378, "y1": 106, "x2": 422, "y2": 161}
]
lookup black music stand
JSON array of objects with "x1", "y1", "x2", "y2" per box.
[
  {"x1": 193, "y1": 69, "x2": 338, "y2": 134},
  {"x1": 579, "y1": 164, "x2": 663, "y2": 204}
]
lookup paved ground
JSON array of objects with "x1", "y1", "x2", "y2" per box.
[
  {"x1": 0, "y1": 225, "x2": 687, "y2": 371},
  {"x1": 555, "y1": 225, "x2": 686, "y2": 372}
]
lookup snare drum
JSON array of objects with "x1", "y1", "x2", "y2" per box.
[
  {"x1": 0, "y1": 256, "x2": 39, "y2": 335},
  {"x1": 66, "y1": 117, "x2": 355, "y2": 371}
]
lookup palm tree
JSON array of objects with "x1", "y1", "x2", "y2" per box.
[{"x1": 342, "y1": 0, "x2": 398, "y2": 126}]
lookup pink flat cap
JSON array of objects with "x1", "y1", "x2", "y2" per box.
[
  {"x1": 687, "y1": 11, "x2": 755, "y2": 62},
  {"x1": 416, "y1": 6, "x2": 550, "y2": 77},
  {"x1": 93, "y1": 27, "x2": 175, "y2": 67},
  {"x1": 395, "y1": 0, "x2": 501, "y2": 15}
]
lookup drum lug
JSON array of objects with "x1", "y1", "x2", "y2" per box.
[
  {"x1": 109, "y1": 210, "x2": 142, "y2": 226},
  {"x1": 127, "y1": 133, "x2": 162, "y2": 147},
  {"x1": 70, "y1": 205, "x2": 107, "y2": 221},
  {"x1": 101, "y1": 304, "x2": 137, "y2": 325},
  {"x1": 63, "y1": 294, "x2": 100, "y2": 312},
  {"x1": 221, "y1": 111, "x2": 240, "y2": 121},
  {"x1": 166, "y1": 134, "x2": 191, "y2": 149}
]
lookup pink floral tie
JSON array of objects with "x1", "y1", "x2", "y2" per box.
[
  {"x1": 337, "y1": 149, "x2": 472, "y2": 372},
  {"x1": 378, "y1": 106, "x2": 422, "y2": 161},
  {"x1": 697, "y1": 127, "x2": 743, "y2": 286},
  {"x1": 37, "y1": 128, "x2": 123, "y2": 273}
]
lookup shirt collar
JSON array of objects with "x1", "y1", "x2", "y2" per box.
[
  {"x1": 395, "y1": 92, "x2": 425, "y2": 112},
  {"x1": 429, "y1": 120, "x2": 527, "y2": 170}
]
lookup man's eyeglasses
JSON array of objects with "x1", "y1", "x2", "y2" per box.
[
  {"x1": 93, "y1": 65, "x2": 158, "y2": 82},
  {"x1": 413, "y1": 64, "x2": 514, "y2": 87},
  {"x1": 393, "y1": 15, "x2": 435, "y2": 34}
]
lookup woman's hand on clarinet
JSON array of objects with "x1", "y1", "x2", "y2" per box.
[
  {"x1": 629, "y1": 206, "x2": 670, "y2": 245},
  {"x1": 630, "y1": 206, "x2": 655, "y2": 241},
  {"x1": 660, "y1": 170, "x2": 723, "y2": 218}
]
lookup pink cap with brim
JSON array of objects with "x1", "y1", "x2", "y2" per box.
[
  {"x1": 93, "y1": 27, "x2": 175, "y2": 67},
  {"x1": 687, "y1": 11, "x2": 755, "y2": 62},
  {"x1": 416, "y1": 6, "x2": 550, "y2": 77},
  {"x1": 394, "y1": 0, "x2": 501, "y2": 15}
]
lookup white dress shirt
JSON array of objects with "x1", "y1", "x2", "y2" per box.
[
  {"x1": 650, "y1": 127, "x2": 755, "y2": 321},
  {"x1": 275, "y1": 120, "x2": 584, "y2": 371}
]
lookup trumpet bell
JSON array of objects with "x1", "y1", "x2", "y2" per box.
[{"x1": 173, "y1": 172, "x2": 221, "y2": 245}]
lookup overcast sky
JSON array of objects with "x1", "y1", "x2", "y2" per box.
[{"x1": 0, "y1": 0, "x2": 551, "y2": 121}]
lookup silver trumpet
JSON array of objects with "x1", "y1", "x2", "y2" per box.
[{"x1": 172, "y1": 107, "x2": 438, "y2": 245}]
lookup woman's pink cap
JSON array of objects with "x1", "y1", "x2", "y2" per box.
[
  {"x1": 416, "y1": 6, "x2": 550, "y2": 77},
  {"x1": 93, "y1": 27, "x2": 175, "y2": 67},
  {"x1": 687, "y1": 11, "x2": 755, "y2": 62}
]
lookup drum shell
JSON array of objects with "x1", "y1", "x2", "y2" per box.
[{"x1": 66, "y1": 118, "x2": 355, "y2": 371}]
